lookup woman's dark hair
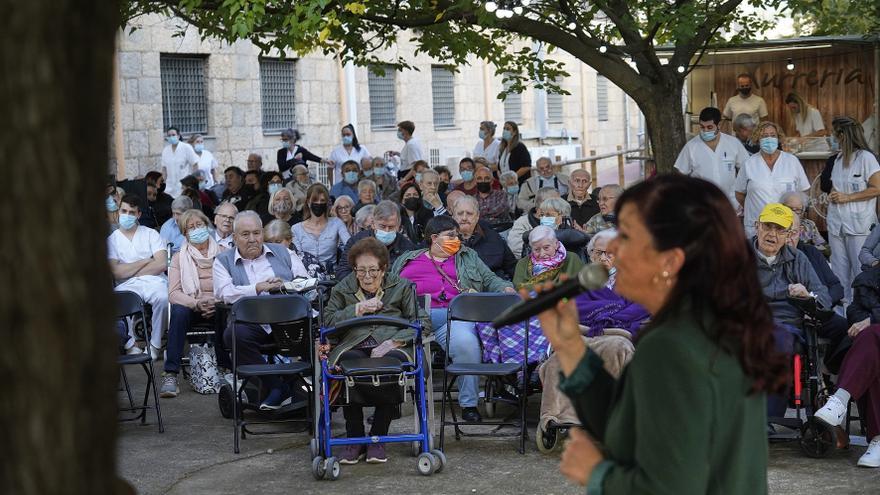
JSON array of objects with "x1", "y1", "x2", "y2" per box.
[
  {"x1": 224, "y1": 166, "x2": 245, "y2": 178},
  {"x1": 260, "y1": 171, "x2": 282, "y2": 190},
  {"x1": 342, "y1": 123, "x2": 361, "y2": 152},
  {"x1": 347, "y1": 237, "x2": 390, "y2": 271},
  {"x1": 144, "y1": 171, "x2": 163, "y2": 186},
  {"x1": 303, "y1": 183, "x2": 330, "y2": 220},
  {"x1": 424, "y1": 215, "x2": 459, "y2": 240},
  {"x1": 615, "y1": 174, "x2": 788, "y2": 394},
  {"x1": 399, "y1": 183, "x2": 422, "y2": 208}
]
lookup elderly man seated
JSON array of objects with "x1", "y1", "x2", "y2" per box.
[
  {"x1": 108, "y1": 194, "x2": 169, "y2": 360},
  {"x1": 213, "y1": 201, "x2": 238, "y2": 250},
  {"x1": 454, "y1": 195, "x2": 517, "y2": 279},
  {"x1": 160, "y1": 195, "x2": 194, "y2": 254},
  {"x1": 517, "y1": 156, "x2": 570, "y2": 212},
  {"x1": 567, "y1": 169, "x2": 599, "y2": 228},
  {"x1": 335, "y1": 200, "x2": 416, "y2": 279},
  {"x1": 214, "y1": 210, "x2": 310, "y2": 410}
]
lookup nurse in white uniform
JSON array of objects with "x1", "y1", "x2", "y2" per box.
[
  {"x1": 161, "y1": 127, "x2": 199, "y2": 198},
  {"x1": 735, "y1": 121, "x2": 810, "y2": 239},
  {"x1": 826, "y1": 117, "x2": 880, "y2": 303},
  {"x1": 189, "y1": 133, "x2": 219, "y2": 187}
]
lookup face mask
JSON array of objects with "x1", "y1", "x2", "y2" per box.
[
  {"x1": 344, "y1": 171, "x2": 359, "y2": 184},
  {"x1": 700, "y1": 130, "x2": 717, "y2": 142},
  {"x1": 194, "y1": 143, "x2": 204, "y2": 153},
  {"x1": 105, "y1": 196, "x2": 118, "y2": 212},
  {"x1": 479, "y1": 130, "x2": 487, "y2": 139},
  {"x1": 502, "y1": 130, "x2": 513, "y2": 141},
  {"x1": 375, "y1": 229, "x2": 397, "y2": 245},
  {"x1": 373, "y1": 166, "x2": 385, "y2": 177},
  {"x1": 309, "y1": 202, "x2": 328, "y2": 217},
  {"x1": 403, "y1": 197, "x2": 421, "y2": 211},
  {"x1": 759, "y1": 137, "x2": 779, "y2": 154},
  {"x1": 829, "y1": 135, "x2": 840, "y2": 151},
  {"x1": 397, "y1": 130, "x2": 405, "y2": 140},
  {"x1": 738, "y1": 87, "x2": 751, "y2": 96},
  {"x1": 363, "y1": 169, "x2": 374, "y2": 177},
  {"x1": 274, "y1": 201, "x2": 292, "y2": 214},
  {"x1": 439, "y1": 181, "x2": 449, "y2": 191},
  {"x1": 415, "y1": 173, "x2": 423, "y2": 183},
  {"x1": 461, "y1": 170, "x2": 474, "y2": 182},
  {"x1": 119, "y1": 213, "x2": 137, "y2": 230},
  {"x1": 198, "y1": 181, "x2": 207, "y2": 191},
  {"x1": 342, "y1": 135, "x2": 353, "y2": 145},
  {"x1": 166, "y1": 136, "x2": 179, "y2": 145},
  {"x1": 268, "y1": 183, "x2": 282, "y2": 195},
  {"x1": 476, "y1": 182, "x2": 492, "y2": 193},
  {"x1": 507, "y1": 185, "x2": 519, "y2": 195},
  {"x1": 540, "y1": 216, "x2": 557, "y2": 228},
  {"x1": 282, "y1": 141, "x2": 291, "y2": 149},
  {"x1": 438, "y1": 238, "x2": 461, "y2": 256},
  {"x1": 187, "y1": 226, "x2": 210, "y2": 244}
]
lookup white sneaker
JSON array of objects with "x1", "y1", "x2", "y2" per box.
[
  {"x1": 858, "y1": 437, "x2": 880, "y2": 467},
  {"x1": 814, "y1": 395, "x2": 847, "y2": 428},
  {"x1": 126, "y1": 345, "x2": 144, "y2": 355}
]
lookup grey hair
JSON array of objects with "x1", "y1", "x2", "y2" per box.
[
  {"x1": 480, "y1": 121, "x2": 497, "y2": 134},
  {"x1": 733, "y1": 113, "x2": 757, "y2": 131},
  {"x1": 535, "y1": 187, "x2": 561, "y2": 207},
  {"x1": 587, "y1": 228, "x2": 618, "y2": 255},
  {"x1": 291, "y1": 164, "x2": 309, "y2": 176},
  {"x1": 355, "y1": 205, "x2": 375, "y2": 228},
  {"x1": 215, "y1": 201, "x2": 239, "y2": 217},
  {"x1": 455, "y1": 195, "x2": 479, "y2": 213},
  {"x1": 358, "y1": 179, "x2": 377, "y2": 194},
  {"x1": 500, "y1": 171, "x2": 517, "y2": 184},
  {"x1": 171, "y1": 195, "x2": 193, "y2": 213},
  {"x1": 540, "y1": 197, "x2": 571, "y2": 217},
  {"x1": 233, "y1": 210, "x2": 262, "y2": 232},
  {"x1": 373, "y1": 200, "x2": 401, "y2": 222},
  {"x1": 264, "y1": 219, "x2": 293, "y2": 243},
  {"x1": 528, "y1": 225, "x2": 557, "y2": 246},
  {"x1": 420, "y1": 169, "x2": 439, "y2": 181},
  {"x1": 598, "y1": 184, "x2": 624, "y2": 197},
  {"x1": 779, "y1": 190, "x2": 808, "y2": 206}
]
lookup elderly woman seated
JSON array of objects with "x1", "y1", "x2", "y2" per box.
[
  {"x1": 354, "y1": 179, "x2": 378, "y2": 214},
  {"x1": 268, "y1": 187, "x2": 301, "y2": 227},
  {"x1": 354, "y1": 204, "x2": 375, "y2": 233},
  {"x1": 453, "y1": 195, "x2": 517, "y2": 279},
  {"x1": 513, "y1": 225, "x2": 583, "y2": 289},
  {"x1": 330, "y1": 195, "x2": 357, "y2": 236},
  {"x1": 521, "y1": 197, "x2": 590, "y2": 260},
  {"x1": 324, "y1": 238, "x2": 430, "y2": 464}
]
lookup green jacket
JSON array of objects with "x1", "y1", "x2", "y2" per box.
[
  {"x1": 512, "y1": 252, "x2": 584, "y2": 289},
  {"x1": 390, "y1": 247, "x2": 514, "y2": 293},
  {"x1": 560, "y1": 309, "x2": 768, "y2": 495},
  {"x1": 324, "y1": 271, "x2": 430, "y2": 365}
]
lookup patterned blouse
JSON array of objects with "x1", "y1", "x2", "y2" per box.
[
  {"x1": 800, "y1": 218, "x2": 827, "y2": 248},
  {"x1": 477, "y1": 189, "x2": 512, "y2": 224}
]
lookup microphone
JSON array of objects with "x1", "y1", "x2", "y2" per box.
[{"x1": 491, "y1": 263, "x2": 609, "y2": 327}]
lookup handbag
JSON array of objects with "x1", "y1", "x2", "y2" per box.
[{"x1": 188, "y1": 343, "x2": 223, "y2": 394}]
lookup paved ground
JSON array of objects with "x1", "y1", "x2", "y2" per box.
[{"x1": 118, "y1": 369, "x2": 880, "y2": 495}]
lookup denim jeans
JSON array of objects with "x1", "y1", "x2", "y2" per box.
[
  {"x1": 164, "y1": 304, "x2": 211, "y2": 374},
  {"x1": 431, "y1": 308, "x2": 481, "y2": 408}
]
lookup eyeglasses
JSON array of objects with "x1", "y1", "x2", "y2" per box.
[
  {"x1": 336, "y1": 206, "x2": 352, "y2": 212},
  {"x1": 758, "y1": 223, "x2": 792, "y2": 236},
  {"x1": 438, "y1": 231, "x2": 462, "y2": 240},
  {"x1": 216, "y1": 214, "x2": 234, "y2": 222},
  {"x1": 598, "y1": 196, "x2": 617, "y2": 203},
  {"x1": 354, "y1": 268, "x2": 382, "y2": 278},
  {"x1": 592, "y1": 250, "x2": 611, "y2": 259}
]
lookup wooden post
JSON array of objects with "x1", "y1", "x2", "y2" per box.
[
  {"x1": 617, "y1": 145, "x2": 625, "y2": 186},
  {"x1": 589, "y1": 149, "x2": 598, "y2": 189}
]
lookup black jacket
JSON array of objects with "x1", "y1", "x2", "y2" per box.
[
  {"x1": 400, "y1": 205, "x2": 434, "y2": 244},
  {"x1": 463, "y1": 220, "x2": 517, "y2": 280},
  {"x1": 848, "y1": 267, "x2": 880, "y2": 324},
  {"x1": 798, "y1": 241, "x2": 843, "y2": 306},
  {"x1": 569, "y1": 197, "x2": 600, "y2": 227},
  {"x1": 335, "y1": 229, "x2": 417, "y2": 279},
  {"x1": 276, "y1": 145, "x2": 322, "y2": 175},
  {"x1": 244, "y1": 191, "x2": 273, "y2": 225},
  {"x1": 503, "y1": 142, "x2": 532, "y2": 185}
]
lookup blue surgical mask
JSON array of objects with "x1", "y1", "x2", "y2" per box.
[
  {"x1": 374, "y1": 229, "x2": 397, "y2": 245},
  {"x1": 105, "y1": 196, "x2": 118, "y2": 212},
  {"x1": 502, "y1": 130, "x2": 513, "y2": 141},
  {"x1": 397, "y1": 130, "x2": 405, "y2": 140},
  {"x1": 344, "y1": 171, "x2": 359, "y2": 183},
  {"x1": 540, "y1": 216, "x2": 557, "y2": 228},
  {"x1": 166, "y1": 136, "x2": 179, "y2": 146},
  {"x1": 461, "y1": 170, "x2": 474, "y2": 182},
  {"x1": 194, "y1": 143, "x2": 204, "y2": 153},
  {"x1": 700, "y1": 130, "x2": 717, "y2": 142},
  {"x1": 759, "y1": 137, "x2": 779, "y2": 154},
  {"x1": 363, "y1": 169, "x2": 374, "y2": 177},
  {"x1": 282, "y1": 140, "x2": 291, "y2": 149},
  {"x1": 829, "y1": 135, "x2": 839, "y2": 152},
  {"x1": 198, "y1": 181, "x2": 207, "y2": 191},
  {"x1": 268, "y1": 183, "x2": 282, "y2": 195},
  {"x1": 119, "y1": 213, "x2": 137, "y2": 230},
  {"x1": 342, "y1": 135, "x2": 353, "y2": 145},
  {"x1": 187, "y1": 226, "x2": 210, "y2": 244},
  {"x1": 507, "y1": 185, "x2": 519, "y2": 195},
  {"x1": 479, "y1": 130, "x2": 487, "y2": 139},
  {"x1": 415, "y1": 173, "x2": 423, "y2": 183}
]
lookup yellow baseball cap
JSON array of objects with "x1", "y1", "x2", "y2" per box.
[{"x1": 758, "y1": 203, "x2": 794, "y2": 229}]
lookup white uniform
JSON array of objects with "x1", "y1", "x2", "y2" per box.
[
  {"x1": 161, "y1": 142, "x2": 199, "y2": 198},
  {"x1": 108, "y1": 226, "x2": 168, "y2": 349},
  {"x1": 328, "y1": 145, "x2": 371, "y2": 182},
  {"x1": 473, "y1": 138, "x2": 501, "y2": 164},
  {"x1": 734, "y1": 151, "x2": 810, "y2": 238},
  {"x1": 827, "y1": 150, "x2": 880, "y2": 302},
  {"x1": 196, "y1": 149, "x2": 219, "y2": 187},
  {"x1": 674, "y1": 133, "x2": 749, "y2": 206},
  {"x1": 793, "y1": 107, "x2": 825, "y2": 137},
  {"x1": 397, "y1": 137, "x2": 425, "y2": 172}
]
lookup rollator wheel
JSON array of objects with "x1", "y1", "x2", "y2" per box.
[
  {"x1": 800, "y1": 417, "x2": 834, "y2": 458},
  {"x1": 417, "y1": 453, "x2": 436, "y2": 476},
  {"x1": 218, "y1": 384, "x2": 234, "y2": 419},
  {"x1": 323, "y1": 457, "x2": 341, "y2": 481},
  {"x1": 430, "y1": 449, "x2": 447, "y2": 473},
  {"x1": 536, "y1": 421, "x2": 561, "y2": 454},
  {"x1": 311, "y1": 456, "x2": 325, "y2": 480},
  {"x1": 309, "y1": 438, "x2": 320, "y2": 459}
]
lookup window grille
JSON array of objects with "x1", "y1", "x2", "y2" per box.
[
  {"x1": 547, "y1": 78, "x2": 564, "y2": 124},
  {"x1": 259, "y1": 58, "x2": 296, "y2": 132},
  {"x1": 368, "y1": 65, "x2": 397, "y2": 129},
  {"x1": 597, "y1": 75, "x2": 609, "y2": 122},
  {"x1": 502, "y1": 74, "x2": 523, "y2": 124},
  {"x1": 431, "y1": 66, "x2": 455, "y2": 128},
  {"x1": 160, "y1": 55, "x2": 208, "y2": 134}
]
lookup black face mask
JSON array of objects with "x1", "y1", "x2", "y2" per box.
[
  {"x1": 738, "y1": 87, "x2": 751, "y2": 96},
  {"x1": 309, "y1": 202, "x2": 328, "y2": 217},
  {"x1": 439, "y1": 181, "x2": 449, "y2": 192},
  {"x1": 476, "y1": 182, "x2": 492, "y2": 193},
  {"x1": 403, "y1": 197, "x2": 421, "y2": 211}
]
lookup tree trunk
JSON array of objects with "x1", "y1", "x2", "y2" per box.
[
  {"x1": 0, "y1": 0, "x2": 122, "y2": 494},
  {"x1": 634, "y1": 85, "x2": 688, "y2": 174}
]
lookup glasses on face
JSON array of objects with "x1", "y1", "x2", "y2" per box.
[
  {"x1": 598, "y1": 196, "x2": 617, "y2": 203},
  {"x1": 788, "y1": 206, "x2": 805, "y2": 216},
  {"x1": 354, "y1": 268, "x2": 382, "y2": 278},
  {"x1": 592, "y1": 250, "x2": 612, "y2": 259},
  {"x1": 438, "y1": 231, "x2": 462, "y2": 240},
  {"x1": 336, "y1": 205, "x2": 352, "y2": 212},
  {"x1": 759, "y1": 223, "x2": 791, "y2": 237},
  {"x1": 216, "y1": 214, "x2": 234, "y2": 222}
]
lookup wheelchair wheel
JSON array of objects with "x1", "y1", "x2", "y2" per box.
[
  {"x1": 218, "y1": 384, "x2": 235, "y2": 419},
  {"x1": 311, "y1": 456, "x2": 325, "y2": 480},
  {"x1": 800, "y1": 417, "x2": 834, "y2": 458},
  {"x1": 430, "y1": 449, "x2": 447, "y2": 473},
  {"x1": 417, "y1": 452, "x2": 436, "y2": 476},
  {"x1": 309, "y1": 438, "x2": 320, "y2": 459},
  {"x1": 410, "y1": 441, "x2": 422, "y2": 457},
  {"x1": 536, "y1": 421, "x2": 562, "y2": 454},
  {"x1": 323, "y1": 457, "x2": 341, "y2": 481}
]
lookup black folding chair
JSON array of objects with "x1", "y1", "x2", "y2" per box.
[
  {"x1": 229, "y1": 294, "x2": 313, "y2": 453},
  {"x1": 439, "y1": 293, "x2": 528, "y2": 454},
  {"x1": 116, "y1": 290, "x2": 164, "y2": 432}
]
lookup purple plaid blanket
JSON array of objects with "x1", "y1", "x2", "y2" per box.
[{"x1": 475, "y1": 317, "x2": 549, "y2": 365}]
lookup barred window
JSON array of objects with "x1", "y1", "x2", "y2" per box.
[
  {"x1": 368, "y1": 65, "x2": 397, "y2": 130},
  {"x1": 596, "y1": 75, "x2": 609, "y2": 122},
  {"x1": 160, "y1": 55, "x2": 208, "y2": 134},
  {"x1": 259, "y1": 58, "x2": 296, "y2": 132},
  {"x1": 502, "y1": 74, "x2": 522, "y2": 124},
  {"x1": 547, "y1": 78, "x2": 564, "y2": 124},
  {"x1": 431, "y1": 66, "x2": 455, "y2": 128}
]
